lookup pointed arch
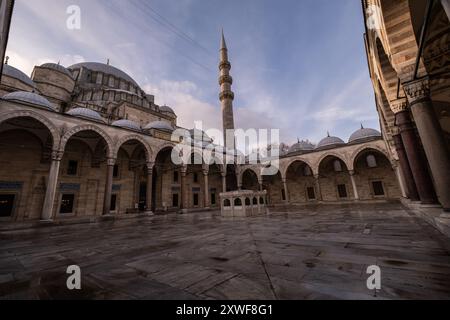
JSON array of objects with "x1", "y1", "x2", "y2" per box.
[
  {"x1": 0, "y1": 110, "x2": 60, "y2": 149},
  {"x1": 60, "y1": 124, "x2": 113, "y2": 158},
  {"x1": 114, "y1": 134, "x2": 153, "y2": 163}
]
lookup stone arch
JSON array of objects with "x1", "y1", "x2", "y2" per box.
[
  {"x1": 283, "y1": 157, "x2": 314, "y2": 179},
  {"x1": 240, "y1": 167, "x2": 260, "y2": 190},
  {"x1": 153, "y1": 142, "x2": 179, "y2": 164},
  {"x1": 0, "y1": 110, "x2": 60, "y2": 149},
  {"x1": 114, "y1": 134, "x2": 153, "y2": 163},
  {"x1": 316, "y1": 152, "x2": 350, "y2": 175},
  {"x1": 239, "y1": 167, "x2": 260, "y2": 184},
  {"x1": 350, "y1": 145, "x2": 392, "y2": 171},
  {"x1": 60, "y1": 124, "x2": 114, "y2": 158}
]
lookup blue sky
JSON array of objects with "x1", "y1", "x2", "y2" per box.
[{"x1": 6, "y1": 0, "x2": 378, "y2": 146}]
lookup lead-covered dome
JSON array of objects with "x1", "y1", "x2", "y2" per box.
[
  {"x1": 40, "y1": 63, "x2": 73, "y2": 78},
  {"x1": 112, "y1": 119, "x2": 141, "y2": 131},
  {"x1": 316, "y1": 133, "x2": 345, "y2": 150},
  {"x1": 144, "y1": 120, "x2": 174, "y2": 132},
  {"x1": 2, "y1": 91, "x2": 54, "y2": 111},
  {"x1": 289, "y1": 140, "x2": 315, "y2": 153},
  {"x1": 349, "y1": 126, "x2": 381, "y2": 143},
  {"x1": 2, "y1": 64, "x2": 35, "y2": 88},
  {"x1": 68, "y1": 62, "x2": 139, "y2": 88},
  {"x1": 159, "y1": 105, "x2": 175, "y2": 114},
  {"x1": 67, "y1": 108, "x2": 104, "y2": 122}
]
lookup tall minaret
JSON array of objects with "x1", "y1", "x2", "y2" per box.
[{"x1": 219, "y1": 30, "x2": 235, "y2": 148}]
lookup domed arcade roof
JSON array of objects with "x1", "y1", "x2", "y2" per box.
[
  {"x1": 68, "y1": 62, "x2": 139, "y2": 88},
  {"x1": 112, "y1": 119, "x2": 141, "y2": 131},
  {"x1": 67, "y1": 108, "x2": 104, "y2": 122},
  {"x1": 2, "y1": 91, "x2": 54, "y2": 111},
  {"x1": 348, "y1": 126, "x2": 382, "y2": 143},
  {"x1": 144, "y1": 120, "x2": 174, "y2": 132},
  {"x1": 2, "y1": 64, "x2": 35, "y2": 88},
  {"x1": 316, "y1": 133, "x2": 345, "y2": 150},
  {"x1": 289, "y1": 140, "x2": 315, "y2": 153}
]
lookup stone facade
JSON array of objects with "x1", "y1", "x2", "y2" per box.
[
  {"x1": 0, "y1": 31, "x2": 404, "y2": 224},
  {"x1": 363, "y1": 0, "x2": 450, "y2": 210}
]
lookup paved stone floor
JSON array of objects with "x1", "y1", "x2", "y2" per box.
[{"x1": 1, "y1": 202, "x2": 450, "y2": 300}]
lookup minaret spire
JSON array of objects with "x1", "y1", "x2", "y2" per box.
[{"x1": 219, "y1": 29, "x2": 235, "y2": 149}]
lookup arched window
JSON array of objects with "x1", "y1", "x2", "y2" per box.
[
  {"x1": 259, "y1": 197, "x2": 264, "y2": 205},
  {"x1": 245, "y1": 198, "x2": 251, "y2": 206},
  {"x1": 253, "y1": 197, "x2": 258, "y2": 205},
  {"x1": 333, "y1": 160, "x2": 343, "y2": 172},
  {"x1": 224, "y1": 199, "x2": 231, "y2": 207},
  {"x1": 366, "y1": 154, "x2": 377, "y2": 168},
  {"x1": 234, "y1": 198, "x2": 242, "y2": 206}
]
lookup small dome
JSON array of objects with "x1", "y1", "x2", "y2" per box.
[
  {"x1": 112, "y1": 119, "x2": 141, "y2": 131},
  {"x1": 289, "y1": 140, "x2": 315, "y2": 153},
  {"x1": 2, "y1": 91, "x2": 54, "y2": 111},
  {"x1": 317, "y1": 133, "x2": 345, "y2": 149},
  {"x1": 67, "y1": 108, "x2": 104, "y2": 122},
  {"x1": 40, "y1": 63, "x2": 73, "y2": 78},
  {"x1": 2, "y1": 64, "x2": 35, "y2": 88},
  {"x1": 349, "y1": 126, "x2": 381, "y2": 143},
  {"x1": 143, "y1": 120, "x2": 174, "y2": 132},
  {"x1": 159, "y1": 105, "x2": 175, "y2": 114}
]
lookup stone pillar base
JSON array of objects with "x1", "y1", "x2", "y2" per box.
[
  {"x1": 143, "y1": 211, "x2": 154, "y2": 216},
  {"x1": 179, "y1": 209, "x2": 188, "y2": 214}
]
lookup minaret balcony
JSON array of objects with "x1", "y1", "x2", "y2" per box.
[
  {"x1": 219, "y1": 75, "x2": 233, "y2": 86},
  {"x1": 219, "y1": 90, "x2": 235, "y2": 101}
]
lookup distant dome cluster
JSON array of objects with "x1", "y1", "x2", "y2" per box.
[{"x1": 286, "y1": 126, "x2": 382, "y2": 155}]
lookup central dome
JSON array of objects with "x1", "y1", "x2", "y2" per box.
[
  {"x1": 289, "y1": 140, "x2": 315, "y2": 153},
  {"x1": 68, "y1": 62, "x2": 139, "y2": 88}
]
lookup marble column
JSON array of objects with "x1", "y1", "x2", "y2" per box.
[
  {"x1": 145, "y1": 162, "x2": 154, "y2": 214},
  {"x1": 349, "y1": 171, "x2": 359, "y2": 200},
  {"x1": 258, "y1": 179, "x2": 263, "y2": 191},
  {"x1": 441, "y1": 0, "x2": 450, "y2": 21},
  {"x1": 392, "y1": 99, "x2": 436, "y2": 205},
  {"x1": 102, "y1": 158, "x2": 116, "y2": 215},
  {"x1": 282, "y1": 178, "x2": 289, "y2": 203},
  {"x1": 180, "y1": 166, "x2": 188, "y2": 214},
  {"x1": 203, "y1": 168, "x2": 210, "y2": 209},
  {"x1": 221, "y1": 172, "x2": 227, "y2": 193},
  {"x1": 393, "y1": 163, "x2": 408, "y2": 199},
  {"x1": 314, "y1": 174, "x2": 323, "y2": 201},
  {"x1": 404, "y1": 78, "x2": 450, "y2": 210},
  {"x1": 41, "y1": 150, "x2": 63, "y2": 221},
  {"x1": 392, "y1": 133, "x2": 419, "y2": 201}
]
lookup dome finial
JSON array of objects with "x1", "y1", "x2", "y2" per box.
[
  {"x1": 107, "y1": 58, "x2": 110, "y2": 65},
  {"x1": 327, "y1": 131, "x2": 330, "y2": 137},
  {"x1": 297, "y1": 137, "x2": 300, "y2": 143},
  {"x1": 5, "y1": 56, "x2": 9, "y2": 65},
  {"x1": 361, "y1": 123, "x2": 364, "y2": 129}
]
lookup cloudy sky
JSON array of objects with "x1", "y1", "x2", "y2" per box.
[{"x1": 6, "y1": 0, "x2": 378, "y2": 146}]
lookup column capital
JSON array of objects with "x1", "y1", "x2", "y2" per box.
[
  {"x1": 180, "y1": 165, "x2": 188, "y2": 175},
  {"x1": 349, "y1": 170, "x2": 355, "y2": 176},
  {"x1": 106, "y1": 158, "x2": 116, "y2": 166},
  {"x1": 51, "y1": 150, "x2": 64, "y2": 161},
  {"x1": 403, "y1": 77, "x2": 430, "y2": 105},
  {"x1": 314, "y1": 174, "x2": 320, "y2": 180},
  {"x1": 390, "y1": 98, "x2": 408, "y2": 114}
]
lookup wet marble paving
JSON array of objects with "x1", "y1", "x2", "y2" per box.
[{"x1": 1, "y1": 202, "x2": 450, "y2": 300}]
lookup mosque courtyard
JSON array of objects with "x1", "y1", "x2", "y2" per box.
[{"x1": 1, "y1": 201, "x2": 450, "y2": 300}]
